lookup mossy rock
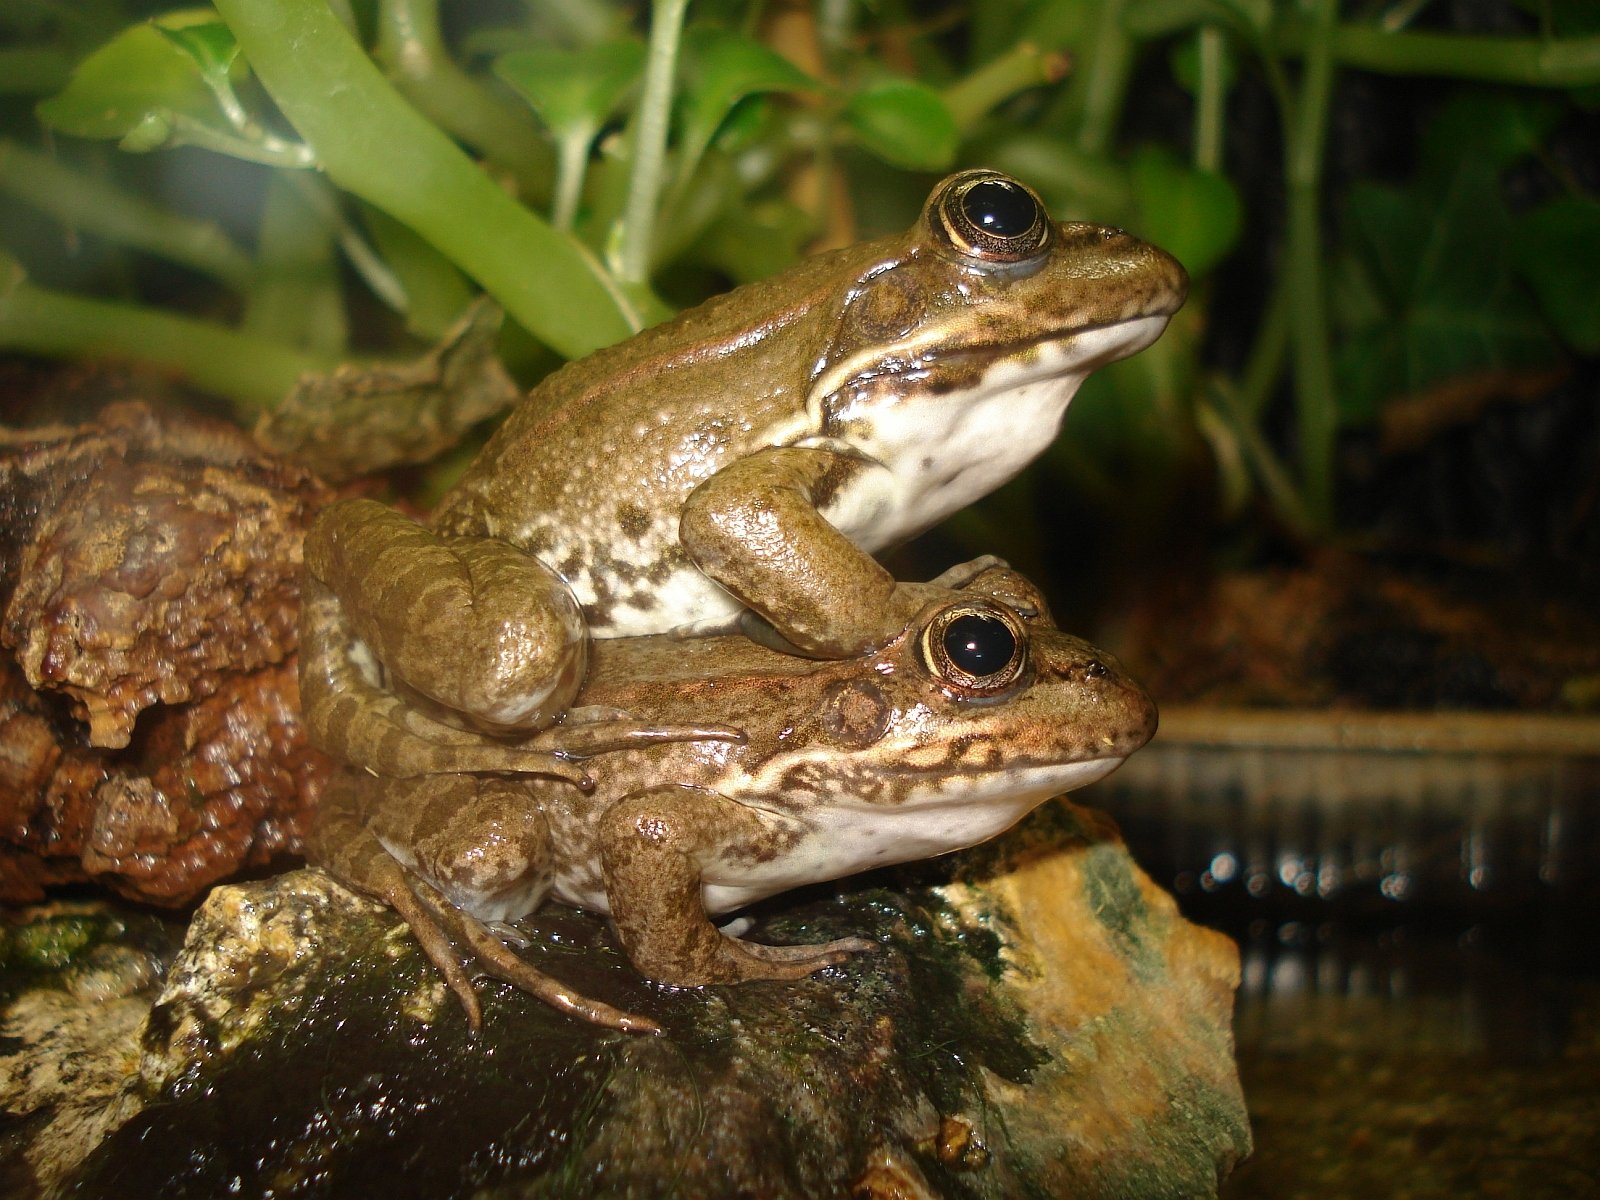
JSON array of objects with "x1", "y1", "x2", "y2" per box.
[{"x1": 0, "y1": 800, "x2": 1249, "y2": 1199}]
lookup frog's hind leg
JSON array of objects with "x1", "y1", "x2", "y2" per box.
[
  {"x1": 303, "y1": 495, "x2": 588, "y2": 733},
  {"x1": 307, "y1": 770, "x2": 490, "y2": 1026},
  {"x1": 418, "y1": 883, "x2": 661, "y2": 1035},
  {"x1": 302, "y1": 498, "x2": 744, "y2": 773},
  {"x1": 301, "y1": 577, "x2": 593, "y2": 785},
  {"x1": 309, "y1": 770, "x2": 657, "y2": 1034}
]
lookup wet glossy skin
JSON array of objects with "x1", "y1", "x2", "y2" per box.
[
  {"x1": 308, "y1": 565, "x2": 1158, "y2": 1033},
  {"x1": 299, "y1": 170, "x2": 1186, "y2": 780}
]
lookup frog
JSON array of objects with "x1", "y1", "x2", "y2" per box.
[
  {"x1": 307, "y1": 564, "x2": 1158, "y2": 1033},
  {"x1": 299, "y1": 169, "x2": 1186, "y2": 782}
]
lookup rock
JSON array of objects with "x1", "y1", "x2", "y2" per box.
[
  {"x1": 0, "y1": 800, "x2": 1249, "y2": 1199},
  {"x1": 0, "y1": 402, "x2": 336, "y2": 905}
]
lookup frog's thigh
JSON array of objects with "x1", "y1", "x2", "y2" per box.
[
  {"x1": 305, "y1": 498, "x2": 586, "y2": 733},
  {"x1": 365, "y1": 774, "x2": 553, "y2": 923},
  {"x1": 599, "y1": 786, "x2": 873, "y2": 987},
  {"x1": 679, "y1": 447, "x2": 900, "y2": 657}
]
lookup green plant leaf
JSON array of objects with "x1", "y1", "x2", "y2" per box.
[
  {"x1": 1419, "y1": 90, "x2": 1561, "y2": 182},
  {"x1": 156, "y1": 17, "x2": 240, "y2": 86},
  {"x1": 676, "y1": 28, "x2": 819, "y2": 175},
  {"x1": 693, "y1": 198, "x2": 814, "y2": 284},
  {"x1": 1128, "y1": 145, "x2": 1241, "y2": 278},
  {"x1": 1332, "y1": 161, "x2": 1559, "y2": 422},
  {"x1": 1510, "y1": 195, "x2": 1600, "y2": 354},
  {"x1": 35, "y1": 18, "x2": 221, "y2": 141},
  {"x1": 843, "y1": 79, "x2": 959, "y2": 172},
  {"x1": 495, "y1": 40, "x2": 645, "y2": 141}
]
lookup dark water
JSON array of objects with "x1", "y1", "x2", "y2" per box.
[{"x1": 1104, "y1": 756, "x2": 1600, "y2": 1199}]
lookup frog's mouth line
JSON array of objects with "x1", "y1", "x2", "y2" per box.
[
  {"x1": 813, "y1": 313, "x2": 1173, "y2": 404},
  {"x1": 943, "y1": 312, "x2": 1174, "y2": 374},
  {"x1": 837, "y1": 753, "x2": 1129, "y2": 810}
]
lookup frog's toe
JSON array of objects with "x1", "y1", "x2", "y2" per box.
[
  {"x1": 737, "y1": 936, "x2": 877, "y2": 963},
  {"x1": 532, "y1": 710, "x2": 746, "y2": 757},
  {"x1": 449, "y1": 903, "x2": 661, "y2": 1035},
  {"x1": 720, "y1": 934, "x2": 877, "y2": 979},
  {"x1": 384, "y1": 873, "x2": 488, "y2": 1031}
]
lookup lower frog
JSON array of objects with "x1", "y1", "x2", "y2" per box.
[{"x1": 307, "y1": 565, "x2": 1156, "y2": 1033}]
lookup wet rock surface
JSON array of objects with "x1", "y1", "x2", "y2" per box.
[
  {"x1": 0, "y1": 402, "x2": 336, "y2": 905},
  {"x1": 0, "y1": 800, "x2": 1248, "y2": 1200}
]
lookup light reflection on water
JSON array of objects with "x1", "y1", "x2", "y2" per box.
[{"x1": 1086, "y1": 744, "x2": 1600, "y2": 1196}]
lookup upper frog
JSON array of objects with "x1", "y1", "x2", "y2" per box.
[
  {"x1": 300, "y1": 170, "x2": 1185, "y2": 779},
  {"x1": 308, "y1": 565, "x2": 1157, "y2": 1033}
]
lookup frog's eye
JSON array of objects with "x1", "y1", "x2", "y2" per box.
[
  {"x1": 930, "y1": 170, "x2": 1053, "y2": 265},
  {"x1": 921, "y1": 603, "x2": 1029, "y2": 695}
]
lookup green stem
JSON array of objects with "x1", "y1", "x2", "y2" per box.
[
  {"x1": 1125, "y1": 2, "x2": 1600, "y2": 88},
  {"x1": 1193, "y1": 26, "x2": 1226, "y2": 173},
  {"x1": 213, "y1": 0, "x2": 638, "y2": 359},
  {"x1": 1073, "y1": 0, "x2": 1134, "y2": 156},
  {"x1": 243, "y1": 173, "x2": 348, "y2": 355},
  {"x1": 374, "y1": 0, "x2": 555, "y2": 201},
  {"x1": 156, "y1": 112, "x2": 316, "y2": 168},
  {"x1": 0, "y1": 267, "x2": 334, "y2": 410},
  {"x1": 282, "y1": 172, "x2": 409, "y2": 313},
  {"x1": 1282, "y1": 0, "x2": 1338, "y2": 529},
  {"x1": 1284, "y1": 23, "x2": 1600, "y2": 87},
  {"x1": 1236, "y1": 273, "x2": 1290, "y2": 421},
  {"x1": 1204, "y1": 384, "x2": 1315, "y2": 541},
  {"x1": 618, "y1": 0, "x2": 689, "y2": 286},
  {"x1": 552, "y1": 128, "x2": 596, "y2": 232},
  {"x1": 942, "y1": 43, "x2": 1070, "y2": 134},
  {"x1": 359, "y1": 204, "x2": 475, "y2": 340},
  {"x1": 0, "y1": 140, "x2": 252, "y2": 290}
]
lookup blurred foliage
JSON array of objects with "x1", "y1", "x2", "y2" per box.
[{"x1": 1, "y1": 0, "x2": 1597, "y2": 579}]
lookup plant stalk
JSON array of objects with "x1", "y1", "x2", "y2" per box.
[
  {"x1": 374, "y1": 0, "x2": 555, "y2": 201},
  {"x1": 0, "y1": 269, "x2": 334, "y2": 410},
  {"x1": 617, "y1": 0, "x2": 689, "y2": 286},
  {"x1": 1281, "y1": 0, "x2": 1339, "y2": 529},
  {"x1": 0, "y1": 140, "x2": 252, "y2": 290},
  {"x1": 213, "y1": 0, "x2": 638, "y2": 358}
]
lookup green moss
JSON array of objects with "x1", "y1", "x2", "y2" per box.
[
  {"x1": 0, "y1": 912, "x2": 111, "y2": 972},
  {"x1": 1081, "y1": 840, "x2": 1165, "y2": 980}
]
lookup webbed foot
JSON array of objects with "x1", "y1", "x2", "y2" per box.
[
  {"x1": 309, "y1": 770, "x2": 659, "y2": 1034},
  {"x1": 405, "y1": 875, "x2": 661, "y2": 1035}
]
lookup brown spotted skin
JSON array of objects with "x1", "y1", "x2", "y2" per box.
[
  {"x1": 307, "y1": 564, "x2": 1157, "y2": 1032},
  {"x1": 299, "y1": 170, "x2": 1185, "y2": 780}
]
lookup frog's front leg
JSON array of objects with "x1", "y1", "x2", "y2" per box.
[
  {"x1": 680, "y1": 446, "x2": 960, "y2": 657},
  {"x1": 309, "y1": 768, "x2": 659, "y2": 1034},
  {"x1": 598, "y1": 785, "x2": 876, "y2": 985}
]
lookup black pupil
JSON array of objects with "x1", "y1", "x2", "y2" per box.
[
  {"x1": 962, "y1": 180, "x2": 1037, "y2": 238},
  {"x1": 943, "y1": 614, "x2": 1016, "y2": 677}
]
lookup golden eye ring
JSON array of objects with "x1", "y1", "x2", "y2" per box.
[
  {"x1": 919, "y1": 602, "x2": 1029, "y2": 695},
  {"x1": 929, "y1": 170, "x2": 1053, "y2": 265}
]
